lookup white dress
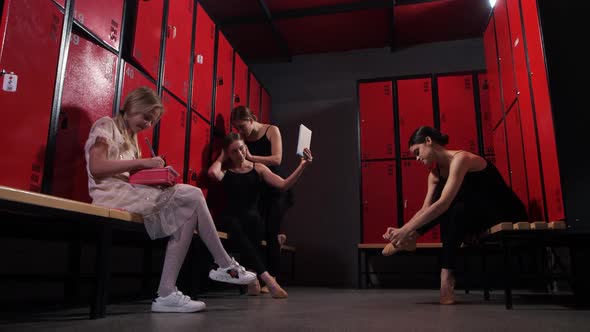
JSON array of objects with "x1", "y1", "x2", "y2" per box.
[{"x1": 84, "y1": 117, "x2": 199, "y2": 239}]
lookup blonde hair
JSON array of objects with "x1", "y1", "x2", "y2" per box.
[
  {"x1": 230, "y1": 105, "x2": 257, "y2": 123},
  {"x1": 114, "y1": 87, "x2": 163, "y2": 157}
]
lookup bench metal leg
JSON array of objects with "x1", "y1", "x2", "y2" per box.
[
  {"x1": 65, "y1": 225, "x2": 81, "y2": 305},
  {"x1": 482, "y1": 247, "x2": 490, "y2": 301},
  {"x1": 502, "y1": 239, "x2": 513, "y2": 310},
  {"x1": 91, "y1": 223, "x2": 112, "y2": 319}
]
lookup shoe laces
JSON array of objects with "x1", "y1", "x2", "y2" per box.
[{"x1": 229, "y1": 257, "x2": 247, "y2": 274}]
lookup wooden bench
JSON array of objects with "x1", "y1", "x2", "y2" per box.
[{"x1": 357, "y1": 242, "x2": 442, "y2": 288}]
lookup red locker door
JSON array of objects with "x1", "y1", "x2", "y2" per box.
[
  {"x1": 53, "y1": 31, "x2": 117, "y2": 202},
  {"x1": 213, "y1": 32, "x2": 233, "y2": 135},
  {"x1": 261, "y1": 88, "x2": 271, "y2": 124},
  {"x1": 505, "y1": 104, "x2": 529, "y2": 212},
  {"x1": 54, "y1": 0, "x2": 65, "y2": 8},
  {"x1": 192, "y1": 3, "x2": 215, "y2": 119},
  {"x1": 159, "y1": 92, "x2": 187, "y2": 183},
  {"x1": 0, "y1": 0, "x2": 63, "y2": 191},
  {"x1": 483, "y1": 19, "x2": 503, "y2": 129},
  {"x1": 494, "y1": 0, "x2": 518, "y2": 111},
  {"x1": 478, "y1": 73, "x2": 495, "y2": 155},
  {"x1": 361, "y1": 161, "x2": 397, "y2": 243},
  {"x1": 121, "y1": 62, "x2": 157, "y2": 159},
  {"x1": 401, "y1": 160, "x2": 439, "y2": 243},
  {"x1": 506, "y1": 0, "x2": 544, "y2": 220},
  {"x1": 438, "y1": 75, "x2": 478, "y2": 153},
  {"x1": 233, "y1": 53, "x2": 248, "y2": 108},
  {"x1": 163, "y1": 0, "x2": 193, "y2": 103},
  {"x1": 73, "y1": 0, "x2": 123, "y2": 50},
  {"x1": 358, "y1": 81, "x2": 395, "y2": 160},
  {"x1": 248, "y1": 73, "x2": 261, "y2": 116},
  {"x1": 187, "y1": 112, "x2": 210, "y2": 196},
  {"x1": 521, "y1": 0, "x2": 563, "y2": 221},
  {"x1": 131, "y1": 0, "x2": 163, "y2": 80},
  {"x1": 492, "y1": 120, "x2": 510, "y2": 186},
  {"x1": 397, "y1": 78, "x2": 433, "y2": 158}
]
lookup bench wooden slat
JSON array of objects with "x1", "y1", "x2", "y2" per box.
[
  {"x1": 108, "y1": 209, "x2": 143, "y2": 223},
  {"x1": 513, "y1": 222, "x2": 530, "y2": 230},
  {"x1": 0, "y1": 185, "x2": 110, "y2": 217},
  {"x1": 530, "y1": 221, "x2": 548, "y2": 230}
]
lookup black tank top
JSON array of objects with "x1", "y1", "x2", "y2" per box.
[
  {"x1": 245, "y1": 126, "x2": 278, "y2": 174},
  {"x1": 434, "y1": 158, "x2": 528, "y2": 222},
  {"x1": 222, "y1": 165, "x2": 262, "y2": 217}
]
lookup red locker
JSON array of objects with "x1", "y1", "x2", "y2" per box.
[
  {"x1": 478, "y1": 73, "x2": 495, "y2": 155},
  {"x1": 159, "y1": 93, "x2": 187, "y2": 183},
  {"x1": 401, "y1": 160, "x2": 439, "y2": 243},
  {"x1": 358, "y1": 81, "x2": 395, "y2": 160},
  {"x1": 192, "y1": 3, "x2": 215, "y2": 119},
  {"x1": 521, "y1": 0, "x2": 564, "y2": 221},
  {"x1": 233, "y1": 53, "x2": 248, "y2": 108},
  {"x1": 0, "y1": 0, "x2": 63, "y2": 192},
  {"x1": 187, "y1": 112, "x2": 210, "y2": 196},
  {"x1": 53, "y1": 31, "x2": 117, "y2": 202},
  {"x1": 261, "y1": 88, "x2": 271, "y2": 124},
  {"x1": 54, "y1": 0, "x2": 65, "y2": 8},
  {"x1": 494, "y1": 0, "x2": 518, "y2": 111},
  {"x1": 73, "y1": 0, "x2": 123, "y2": 50},
  {"x1": 492, "y1": 121, "x2": 510, "y2": 186},
  {"x1": 213, "y1": 32, "x2": 233, "y2": 134},
  {"x1": 483, "y1": 18, "x2": 503, "y2": 129},
  {"x1": 121, "y1": 62, "x2": 157, "y2": 159},
  {"x1": 506, "y1": 0, "x2": 544, "y2": 220},
  {"x1": 438, "y1": 75, "x2": 478, "y2": 153},
  {"x1": 163, "y1": 0, "x2": 194, "y2": 102},
  {"x1": 131, "y1": 0, "x2": 163, "y2": 80},
  {"x1": 361, "y1": 161, "x2": 397, "y2": 243},
  {"x1": 397, "y1": 78, "x2": 433, "y2": 158},
  {"x1": 248, "y1": 73, "x2": 261, "y2": 116},
  {"x1": 505, "y1": 104, "x2": 529, "y2": 213}
]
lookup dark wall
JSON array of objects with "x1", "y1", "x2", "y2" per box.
[{"x1": 251, "y1": 39, "x2": 486, "y2": 287}]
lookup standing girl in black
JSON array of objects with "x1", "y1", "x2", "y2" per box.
[
  {"x1": 382, "y1": 126, "x2": 527, "y2": 305},
  {"x1": 208, "y1": 132, "x2": 313, "y2": 298},
  {"x1": 230, "y1": 106, "x2": 290, "y2": 293}
]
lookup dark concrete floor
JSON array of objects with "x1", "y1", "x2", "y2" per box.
[{"x1": 1, "y1": 287, "x2": 588, "y2": 332}]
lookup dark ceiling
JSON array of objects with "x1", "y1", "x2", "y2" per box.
[{"x1": 198, "y1": 0, "x2": 493, "y2": 63}]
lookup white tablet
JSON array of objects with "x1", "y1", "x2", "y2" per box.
[{"x1": 296, "y1": 124, "x2": 312, "y2": 157}]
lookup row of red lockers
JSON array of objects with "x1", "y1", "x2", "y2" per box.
[
  {"x1": 483, "y1": 0, "x2": 564, "y2": 225},
  {"x1": 358, "y1": 73, "x2": 493, "y2": 243},
  {"x1": 0, "y1": 0, "x2": 269, "y2": 203}
]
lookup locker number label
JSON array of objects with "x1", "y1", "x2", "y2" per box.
[{"x1": 2, "y1": 73, "x2": 18, "y2": 92}]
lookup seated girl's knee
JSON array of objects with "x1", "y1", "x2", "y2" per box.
[{"x1": 176, "y1": 184, "x2": 204, "y2": 200}]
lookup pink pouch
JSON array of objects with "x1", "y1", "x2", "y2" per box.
[{"x1": 129, "y1": 167, "x2": 179, "y2": 186}]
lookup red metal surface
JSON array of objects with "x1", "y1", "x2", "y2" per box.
[
  {"x1": 213, "y1": 32, "x2": 234, "y2": 135},
  {"x1": 358, "y1": 81, "x2": 395, "y2": 160},
  {"x1": 478, "y1": 73, "x2": 495, "y2": 155},
  {"x1": 401, "y1": 159, "x2": 439, "y2": 243},
  {"x1": 437, "y1": 75, "x2": 478, "y2": 153},
  {"x1": 248, "y1": 73, "x2": 261, "y2": 116},
  {"x1": 120, "y1": 62, "x2": 156, "y2": 159},
  {"x1": 492, "y1": 121, "x2": 510, "y2": 186},
  {"x1": 494, "y1": 0, "x2": 517, "y2": 111},
  {"x1": 396, "y1": 78, "x2": 433, "y2": 158},
  {"x1": 163, "y1": 0, "x2": 194, "y2": 102},
  {"x1": 73, "y1": 0, "x2": 124, "y2": 50},
  {"x1": 52, "y1": 31, "x2": 117, "y2": 202},
  {"x1": 521, "y1": 0, "x2": 563, "y2": 221},
  {"x1": 361, "y1": 161, "x2": 397, "y2": 243},
  {"x1": 158, "y1": 92, "x2": 187, "y2": 183},
  {"x1": 0, "y1": 0, "x2": 63, "y2": 191},
  {"x1": 187, "y1": 111, "x2": 210, "y2": 197},
  {"x1": 505, "y1": 104, "x2": 529, "y2": 212},
  {"x1": 261, "y1": 88, "x2": 271, "y2": 124},
  {"x1": 266, "y1": 0, "x2": 360, "y2": 12},
  {"x1": 233, "y1": 53, "x2": 248, "y2": 109},
  {"x1": 483, "y1": 18, "x2": 504, "y2": 129},
  {"x1": 131, "y1": 0, "x2": 163, "y2": 80},
  {"x1": 192, "y1": 3, "x2": 215, "y2": 119}
]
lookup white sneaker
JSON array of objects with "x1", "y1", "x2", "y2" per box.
[
  {"x1": 151, "y1": 288, "x2": 206, "y2": 313},
  {"x1": 208, "y1": 257, "x2": 257, "y2": 285}
]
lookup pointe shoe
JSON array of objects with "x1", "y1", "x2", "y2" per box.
[
  {"x1": 439, "y1": 279, "x2": 456, "y2": 305},
  {"x1": 382, "y1": 238, "x2": 417, "y2": 256},
  {"x1": 270, "y1": 285, "x2": 288, "y2": 299},
  {"x1": 247, "y1": 279, "x2": 261, "y2": 296},
  {"x1": 260, "y1": 285, "x2": 270, "y2": 294}
]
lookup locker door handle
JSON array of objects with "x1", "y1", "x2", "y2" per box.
[
  {"x1": 234, "y1": 94, "x2": 240, "y2": 103},
  {"x1": 167, "y1": 25, "x2": 177, "y2": 39},
  {"x1": 218, "y1": 77, "x2": 224, "y2": 86},
  {"x1": 404, "y1": 200, "x2": 408, "y2": 208}
]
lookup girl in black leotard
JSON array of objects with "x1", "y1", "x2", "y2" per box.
[
  {"x1": 208, "y1": 132, "x2": 313, "y2": 299},
  {"x1": 230, "y1": 105, "x2": 291, "y2": 293},
  {"x1": 383, "y1": 126, "x2": 527, "y2": 305}
]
